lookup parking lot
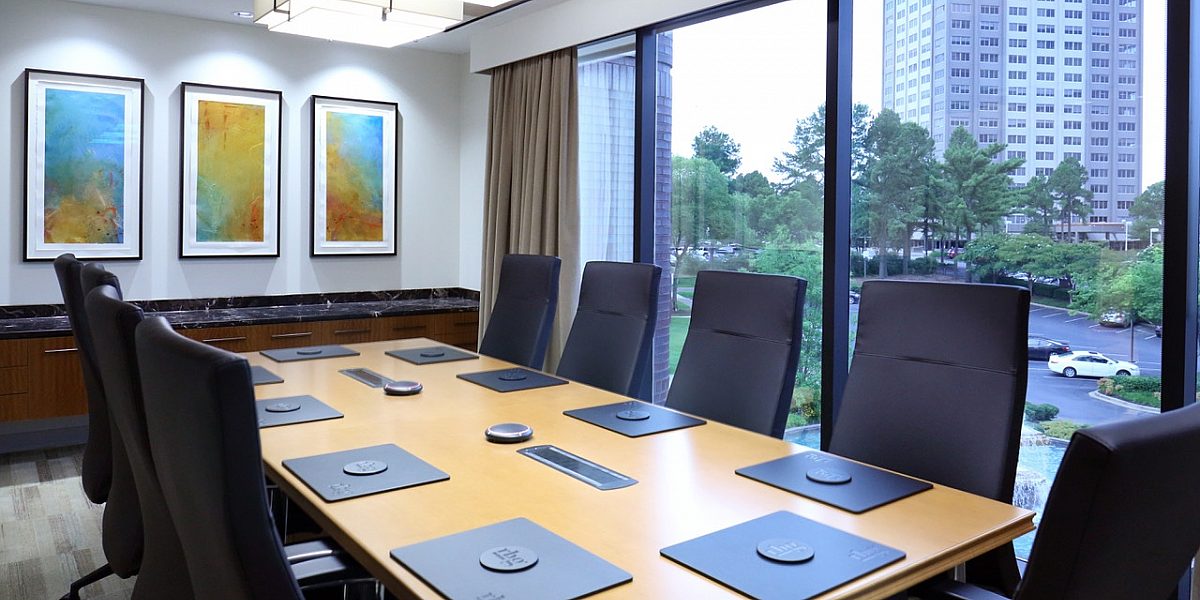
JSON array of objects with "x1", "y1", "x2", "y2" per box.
[{"x1": 1024, "y1": 304, "x2": 1160, "y2": 425}]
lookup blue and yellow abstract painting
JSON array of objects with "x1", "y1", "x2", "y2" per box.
[
  {"x1": 325, "y1": 111, "x2": 384, "y2": 242},
  {"x1": 42, "y1": 88, "x2": 126, "y2": 244},
  {"x1": 196, "y1": 100, "x2": 266, "y2": 242}
]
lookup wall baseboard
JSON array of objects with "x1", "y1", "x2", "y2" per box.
[{"x1": 0, "y1": 417, "x2": 88, "y2": 455}]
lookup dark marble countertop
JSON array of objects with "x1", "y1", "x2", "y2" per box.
[{"x1": 0, "y1": 289, "x2": 479, "y2": 340}]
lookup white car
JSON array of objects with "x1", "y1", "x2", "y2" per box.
[{"x1": 1048, "y1": 351, "x2": 1140, "y2": 378}]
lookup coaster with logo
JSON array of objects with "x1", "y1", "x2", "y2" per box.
[
  {"x1": 256, "y1": 395, "x2": 343, "y2": 428},
  {"x1": 386, "y1": 346, "x2": 479, "y2": 365},
  {"x1": 735, "y1": 451, "x2": 932, "y2": 513},
  {"x1": 261, "y1": 345, "x2": 360, "y2": 363},
  {"x1": 660, "y1": 511, "x2": 904, "y2": 599},
  {"x1": 390, "y1": 517, "x2": 632, "y2": 599},
  {"x1": 282, "y1": 444, "x2": 448, "y2": 502},
  {"x1": 564, "y1": 401, "x2": 706, "y2": 438},
  {"x1": 456, "y1": 368, "x2": 569, "y2": 393}
]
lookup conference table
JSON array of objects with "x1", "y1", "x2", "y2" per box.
[{"x1": 249, "y1": 338, "x2": 1034, "y2": 599}]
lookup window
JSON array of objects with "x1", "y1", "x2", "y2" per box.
[
  {"x1": 1036, "y1": 135, "x2": 1056, "y2": 144},
  {"x1": 1009, "y1": 102, "x2": 1028, "y2": 112},
  {"x1": 980, "y1": 4, "x2": 1000, "y2": 13},
  {"x1": 1036, "y1": 103, "x2": 1055, "y2": 112},
  {"x1": 1091, "y1": 168, "x2": 1109, "y2": 177},
  {"x1": 1037, "y1": 8, "x2": 1056, "y2": 17},
  {"x1": 1064, "y1": 136, "x2": 1083, "y2": 145},
  {"x1": 1008, "y1": 134, "x2": 1028, "y2": 143},
  {"x1": 1037, "y1": 24, "x2": 1056, "y2": 33},
  {"x1": 1092, "y1": 10, "x2": 1110, "y2": 19},
  {"x1": 1064, "y1": 120, "x2": 1083, "y2": 129},
  {"x1": 1010, "y1": 54, "x2": 1028, "y2": 64},
  {"x1": 1036, "y1": 87, "x2": 1055, "y2": 97},
  {"x1": 1091, "y1": 152, "x2": 1111, "y2": 161},
  {"x1": 1036, "y1": 56, "x2": 1056, "y2": 65},
  {"x1": 1118, "y1": 75, "x2": 1137, "y2": 85},
  {"x1": 1010, "y1": 22, "x2": 1028, "y2": 32},
  {"x1": 950, "y1": 100, "x2": 972, "y2": 110},
  {"x1": 981, "y1": 52, "x2": 1000, "y2": 62},
  {"x1": 980, "y1": 101, "x2": 1000, "y2": 111},
  {"x1": 980, "y1": 85, "x2": 1000, "y2": 95},
  {"x1": 952, "y1": 67, "x2": 972, "y2": 77},
  {"x1": 1036, "y1": 40, "x2": 1055, "y2": 49},
  {"x1": 980, "y1": 68, "x2": 999, "y2": 78},
  {"x1": 1036, "y1": 120, "x2": 1055, "y2": 129},
  {"x1": 1010, "y1": 38, "x2": 1028, "y2": 48},
  {"x1": 951, "y1": 18, "x2": 971, "y2": 28},
  {"x1": 952, "y1": 51, "x2": 971, "y2": 61},
  {"x1": 1064, "y1": 41, "x2": 1084, "y2": 50},
  {"x1": 1010, "y1": 6, "x2": 1028, "y2": 15},
  {"x1": 1117, "y1": 169, "x2": 1136, "y2": 178},
  {"x1": 1009, "y1": 70, "x2": 1028, "y2": 79},
  {"x1": 1036, "y1": 71, "x2": 1055, "y2": 81}
]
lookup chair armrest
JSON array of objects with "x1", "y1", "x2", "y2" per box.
[
  {"x1": 921, "y1": 579, "x2": 1011, "y2": 600},
  {"x1": 284, "y1": 538, "x2": 339, "y2": 564}
]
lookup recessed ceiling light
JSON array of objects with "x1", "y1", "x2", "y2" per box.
[{"x1": 232, "y1": 10, "x2": 254, "y2": 18}]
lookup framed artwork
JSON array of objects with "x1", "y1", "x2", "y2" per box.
[
  {"x1": 310, "y1": 95, "x2": 398, "y2": 256},
  {"x1": 180, "y1": 83, "x2": 282, "y2": 257},
  {"x1": 24, "y1": 69, "x2": 144, "y2": 261}
]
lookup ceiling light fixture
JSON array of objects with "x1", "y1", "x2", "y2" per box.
[
  {"x1": 232, "y1": 10, "x2": 255, "y2": 18},
  {"x1": 252, "y1": 0, "x2": 463, "y2": 48}
]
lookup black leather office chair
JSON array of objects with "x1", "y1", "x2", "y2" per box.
[
  {"x1": 829, "y1": 280, "x2": 1029, "y2": 596},
  {"x1": 928, "y1": 403, "x2": 1200, "y2": 600},
  {"x1": 85, "y1": 284, "x2": 193, "y2": 599},
  {"x1": 665, "y1": 270, "x2": 806, "y2": 438},
  {"x1": 478, "y1": 254, "x2": 561, "y2": 369},
  {"x1": 556, "y1": 261, "x2": 662, "y2": 397},
  {"x1": 54, "y1": 255, "x2": 134, "y2": 599},
  {"x1": 52, "y1": 254, "x2": 112, "y2": 504},
  {"x1": 135, "y1": 317, "x2": 369, "y2": 600}
]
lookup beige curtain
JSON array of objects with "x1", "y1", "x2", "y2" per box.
[{"x1": 480, "y1": 48, "x2": 580, "y2": 372}]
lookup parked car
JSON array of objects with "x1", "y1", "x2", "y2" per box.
[
  {"x1": 1099, "y1": 309, "x2": 1129, "y2": 328},
  {"x1": 946, "y1": 247, "x2": 958, "y2": 259},
  {"x1": 1027, "y1": 335, "x2": 1071, "y2": 360},
  {"x1": 1048, "y1": 351, "x2": 1139, "y2": 378},
  {"x1": 849, "y1": 290, "x2": 860, "y2": 304},
  {"x1": 1155, "y1": 324, "x2": 1162, "y2": 337}
]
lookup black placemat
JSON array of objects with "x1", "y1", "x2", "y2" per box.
[
  {"x1": 386, "y1": 346, "x2": 479, "y2": 365},
  {"x1": 251, "y1": 365, "x2": 283, "y2": 385},
  {"x1": 282, "y1": 444, "x2": 449, "y2": 502},
  {"x1": 457, "y1": 368, "x2": 569, "y2": 393},
  {"x1": 256, "y1": 395, "x2": 343, "y2": 428},
  {"x1": 736, "y1": 451, "x2": 932, "y2": 513},
  {"x1": 391, "y1": 517, "x2": 632, "y2": 600},
  {"x1": 563, "y1": 401, "x2": 706, "y2": 438},
  {"x1": 261, "y1": 345, "x2": 360, "y2": 363},
  {"x1": 660, "y1": 511, "x2": 905, "y2": 600}
]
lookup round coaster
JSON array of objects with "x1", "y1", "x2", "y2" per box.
[
  {"x1": 419, "y1": 350, "x2": 446, "y2": 358},
  {"x1": 384, "y1": 381, "x2": 423, "y2": 396},
  {"x1": 264, "y1": 402, "x2": 302, "y2": 413},
  {"x1": 479, "y1": 546, "x2": 539, "y2": 572},
  {"x1": 615, "y1": 410, "x2": 651, "y2": 421},
  {"x1": 485, "y1": 422, "x2": 533, "y2": 444},
  {"x1": 498, "y1": 370, "x2": 528, "y2": 382},
  {"x1": 296, "y1": 348, "x2": 323, "y2": 356},
  {"x1": 756, "y1": 538, "x2": 815, "y2": 563},
  {"x1": 805, "y1": 467, "x2": 852, "y2": 485},
  {"x1": 343, "y1": 460, "x2": 388, "y2": 476}
]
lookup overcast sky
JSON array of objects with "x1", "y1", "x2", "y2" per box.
[{"x1": 669, "y1": 0, "x2": 1166, "y2": 187}]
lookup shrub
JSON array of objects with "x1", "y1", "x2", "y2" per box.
[
  {"x1": 791, "y1": 386, "x2": 820, "y2": 425},
  {"x1": 1024, "y1": 402, "x2": 1060, "y2": 422},
  {"x1": 1039, "y1": 419, "x2": 1086, "y2": 440},
  {"x1": 1110, "y1": 375, "x2": 1160, "y2": 393}
]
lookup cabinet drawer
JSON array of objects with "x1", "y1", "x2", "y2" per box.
[
  {"x1": 28, "y1": 336, "x2": 86, "y2": 419},
  {"x1": 255, "y1": 323, "x2": 321, "y2": 350},
  {"x1": 0, "y1": 393, "x2": 30, "y2": 422},
  {"x1": 181, "y1": 326, "x2": 255, "y2": 353},
  {"x1": 439, "y1": 313, "x2": 480, "y2": 337},
  {"x1": 319, "y1": 319, "x2": 375, "y2": 345},
  {"x1": 0, "y1": 366, "x2": 30, "y2": 395},
  {"x1": 0, "y1": 339, "x2": 28, "y2": 367},
  {"x1": 373, "y1": 315, "x2": 435, "y2": 341}
]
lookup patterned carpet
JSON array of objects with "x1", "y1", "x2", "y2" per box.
[{"x1": 0, "y1": 446, "x2": 135, "y2": 599}]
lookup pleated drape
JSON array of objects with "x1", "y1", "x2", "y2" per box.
[{"x1": 480, "y1": 48, "x2": 580, "y2": 371}]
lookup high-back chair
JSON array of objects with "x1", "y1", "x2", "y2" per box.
[
  {"x1": 829, "y1": 280, "x2": 1030, "y2": 595},
  {"x1": 86, "y1": 284, "x2": 193, "y2": 599},
  {"x1": 478, "y1": 254, "x2": 562, "y2": 369},
  {"x1": 136, "y1": 317, "x2": 356, "y2": 599},
  {"x1": 556, "y1": 261, "x2": 662, "y2": 397},
  {"x1": 929, "y1": 403, "x2": 1200, "y2": 600},
  {"x1": 665, "y1": 270, "x2": 806, "y2": 438},
  {"x1": 52, "y1": 254, "x2": 112, "y2": 503},
  {"x1": 53, "y1": 255, "x2": 133, "y2": 599}
]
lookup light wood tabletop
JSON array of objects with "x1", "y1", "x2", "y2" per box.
[{"x1": 249, "y1": 338, "x2": 1034, "y2": 600}]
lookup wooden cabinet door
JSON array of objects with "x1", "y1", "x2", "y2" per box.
[{"x1": 27, "y1": 336, "x2": 86, "y2": 420}]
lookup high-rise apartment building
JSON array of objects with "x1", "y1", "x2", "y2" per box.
[{"x1": 882, "y1": 0, "x2": 1143, "y2": 236}]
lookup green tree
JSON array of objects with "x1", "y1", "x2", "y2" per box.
[
  {"x1": 671, "y1": 156, "x2": 736, "y2": 308},
  {"x1": 731, "y1": 170, "x2": 773, "y2": 197},
  {"x1": 859, "y1": 109, "x2": 936, "y2": 276},
  {"x1": 692, "y1": 126, "x2": 742, "y2": 176},
  {"x1": 773, "y1": 103, "x2": 872, "y2": 194},
  {"x1": 1047, "y1": 157, "x2": 1093, "y2": 242},
  {"x1": 961, "y1": 233, "x2": 1007, "y2": 282},
  {"x1": 940, "y1": 127, "x2": 1024, "y2": 253},
  {"x1": 1019, "y1": 175, "x2": 1056, "y2": 237},
  {"x1": 750, "y1": 236, "x2": 824, "y2": 423},
  {"x1": 1129, "y1": 181, "x2": 1165, "y2": 244}
]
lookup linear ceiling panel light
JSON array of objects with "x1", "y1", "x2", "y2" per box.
[{"x1": 253, "y1": 0, "x2": 463, "y2": 47}]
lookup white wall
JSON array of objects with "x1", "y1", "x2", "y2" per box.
[
  {"x1": 457, "y1": 67, "x2": 490, "y2": 291},
  {"x1": 468, "y1": 0, "x2": 730, "y2": 72},
  {"x1": 0, "y1": 0, "x2": 476, "y2": 305}
]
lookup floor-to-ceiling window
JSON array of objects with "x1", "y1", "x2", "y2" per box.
[
  {"x1": 851, "y1": 0, "x2": 1166, "y2": 559},
  {"x1": 646, "y1": 0, "x2": 828, "y2": 443}
]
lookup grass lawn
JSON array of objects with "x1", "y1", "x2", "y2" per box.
[
  {"x1": 1114, "y1": 390, "x2": 1160, "y2": 409},
  {"x1": 669, "y1": 315, "x2": 690, "y2": 372},
  {"x1": 675, "y1": 276, "x2": 696, "y2": 288},
  {"x1": 678, "y1": 289, "x2": 694, "y2": 300}
]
